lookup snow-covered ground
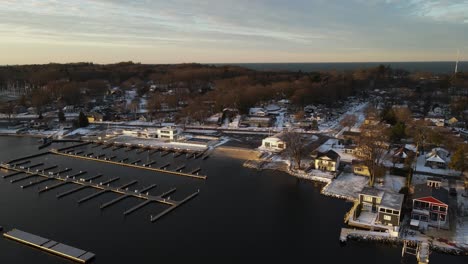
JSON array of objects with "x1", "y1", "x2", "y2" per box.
[
  {"x1": 275, "y1": 112, "x2": 285, "y2": 131},
  {"x1": 0, "y1": 128, "x2": 22, "y2": 135},
  {"x1": 376, "y1": 174, "x2": 406, "y2": 193},
  {"x1": 322, "y1": 172, "x2": 369, "y2": 200},
  {"x1": 228, "y1": 115, "x2": 240, "y2": 128},
  {"x1": 316, "y1": 138, "x2": 340, "y2": 153},
  {"x1": 314, "y1": 138, "x2": 358, "y2": 163},
  {"x1": 109, "y1": 135, "x2": 208, "y2": 151},
  {"x1": 454, "y1": 216, "x2": 468, "y2": 246},
  {"x1": 67, "y1": 127, "x2": 97, "y2": 136},
  {"x1": 319, "y1": 101, "x2": 368, "y2": 136}
]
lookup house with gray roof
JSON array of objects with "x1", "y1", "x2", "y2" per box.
[{"x1": 411, "y1": 180, "x2": 449, "y2": 230}]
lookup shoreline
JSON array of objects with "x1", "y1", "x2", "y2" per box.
[
  {"x1": 0, "y1": 133, "x2": 45, "y2": 139},
  {"x1": 243, "y1": 155, "x2": 468, "y2": 257}
]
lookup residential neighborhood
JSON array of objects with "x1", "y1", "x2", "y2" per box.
[{"x1": 0, "y1": 62, "x2": 467, "y2": 262}]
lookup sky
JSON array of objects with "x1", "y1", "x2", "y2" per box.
[{"x1": 1, "y1": 0, "x2": 467, "y2": 64}]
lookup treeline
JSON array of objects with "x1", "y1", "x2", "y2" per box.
[
  {"x1": 2, "y1": 62, "x2": 463, "y2": 123},
  {"x1": 0, "y1": 62, "x2": 250, "y2": 88}
]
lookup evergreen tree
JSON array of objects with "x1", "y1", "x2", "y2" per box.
[
  {"x1": 390, "y1": 122, "x2": 406, "y2": 142},
  {"x1": 78, "y1": 111, "x2": 89, "y2": 127},
  {"x1": 58, "y1": 110, "x2": 66, "y2": 122}
]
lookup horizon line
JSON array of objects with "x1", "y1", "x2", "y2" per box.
[{"x1": 1, "y1": 60, "x2": 467, "y2": 67}]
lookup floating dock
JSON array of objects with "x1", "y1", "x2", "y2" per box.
[{"x1": 3, "y1": 229, "x2": 95, "y2": 263}]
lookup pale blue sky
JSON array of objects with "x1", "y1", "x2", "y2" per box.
[{"x1": 1, "y1": 0, "x2": 467, "y2": 64}]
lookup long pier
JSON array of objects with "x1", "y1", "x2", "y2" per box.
[
  {"x1": 7, "y1": 152, "x2": 49, "y2": 164},
  {"x1": 143, "y1": 161, "x2": 156, "y2": 167},
  {"x1": 3, "y1": 229, "x2": 95, "y2": 263},
  {"x1": 101, "y1": 184, "x2": 157, "y2": 209},
  {"x1": 21, "y1": 178, "x2": 52, "y2": 189},
  {"x1": 49, "y1": 149, "x2": 207, "y2": 180},
  {"x1": 3, "y1": 171, "x2": 24, "y2": 179},
  {"x1": 14, "y1": 160, "x2": 31, "y2": 166},
  {"x1": 1, "y1": 164, "x2": 200, "y2": 222},
  {"x1": 11, "y1": 174, "x2": 38, "y2": 183},
  {"x1": 57, "y1": 142, "x2": 91, "y2": 152},
  {"x1": 151, "y1": 190, "x2": 199, "y2": 222}
]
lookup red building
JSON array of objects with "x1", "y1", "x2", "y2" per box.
[{"x1": 411, "y1": 179, "x2": 449, "y2": 230}]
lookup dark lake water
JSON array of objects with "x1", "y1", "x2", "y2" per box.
[
  {"x1": 217, "y1": 61, "x2": 467, "y2": 74},
  {"x1": 0, "y1": 136, "x2": 465, "y2": 263}
]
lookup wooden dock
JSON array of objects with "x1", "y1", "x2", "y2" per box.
[
  {"x1": 3, "y1": 229, "x2": 95, "y2": 263},
  {"x1": 1, "y1": 164, "x2": 201, "y2": 223},
  {"x1": 49, "y1": 149, "x2": 207, "y2": 180}
]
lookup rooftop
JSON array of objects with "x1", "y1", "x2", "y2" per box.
[
  {"x1": 316, "y1": 149, "x2": 340, "y2": 161},
  {"x1": 380, "y1": 192, "x2": 404, "y2": 211},
  {"x1": 413, "y1": 184, "x2": 449, "y2": 205},
  {"x1": 360, "y1": 186, "x2": 385, "y2": 199}
]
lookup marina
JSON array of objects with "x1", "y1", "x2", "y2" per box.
[
  {"x1": 49, "y1": 147, "x2": 208, "y2": 179},
  {"x1": 1, "y1": 161, "x2": 201, "y2": 223},
  {"x1": 3, "y1": 229, "x2": 95, "y2": 263},
  {"x1": 0, "y1": 136, "x2": 465, "y2": 264}
]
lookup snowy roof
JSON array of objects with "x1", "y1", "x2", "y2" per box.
[
  {"x1": 263, "y1": 137, "x2": 284, "y2": 143},
  {"x1": 249, "y1": 107, "x2": 265, "y2": 112},
  {"x1": 265, "y1": 104, "x2": 281, "y2": 112},
  {"x1": 360, "y1": 187, "x2": 384, "y2": 198},
  {"x1": 264, "y1": 133, "x2": 286, "y2": 142},
  {"x1": 380, "y1": 192, "x2": 404, "y2": 211},
  {"x1": 425, "y1": 148, "x2": 449, "y2": 164},
  {"x1": 404, "y1": 144, "x2": 417, "y2": 152}
]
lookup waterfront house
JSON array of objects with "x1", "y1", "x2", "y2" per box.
[
  {"x1": 359, "y1": 187, "x2": 384, "y2": 213},
  {"x1": 352, "y1": 160, "x2": 371, "y2": 177},
  {"x1": 314, "y1": 150, "x2": 340, "y2": 172},
  {"x1": 261, "y1": 133, "x2": 286, "y2": 152},
  {"x1": 411, "y1": 179, "x2": 449, "y2": 230},
  {"x1": 425, "y1": 148, "x2": 449, "y2": 169},
  {"x1": 357, "y1": 187, "x2": 404, "y2": 228}
]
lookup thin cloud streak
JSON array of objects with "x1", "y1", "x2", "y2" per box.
[{"x1": 0, "y1": 0, "x2": 466, "y2": 63}]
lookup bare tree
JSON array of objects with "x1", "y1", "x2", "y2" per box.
[
  {"x1": 357, "y1": 124, "x2": 389, "y2": 186},
  {"x1": 393, "y1": 107, "x2": 412, "y2": 124},
  {"x1": 283, "y1": 131, "x2": 308, "y2": 170},
  {"x1": 340, "y1": 114, "x2": 358, "y2": 131},
  {"x1": 0, "y1": 100, "x2": 15, "y2": 124}
]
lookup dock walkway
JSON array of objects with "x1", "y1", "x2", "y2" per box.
[
  {"x1": 1, "y1": 164, "x2": 200, "y2": 222},
  {"x1": 3, "y1": 229, "x2": 94, "y2": 263},
  {"x1": 49, "y1": 149, "x2": 207, "y2": 180}
]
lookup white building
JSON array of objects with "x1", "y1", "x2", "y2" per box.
[
  {"x1": 157, "y1": 126, "x2": 181, "y2": 141},
  {"x1": 261, "y1": 133, "x2": 286, "y2": 152}
]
